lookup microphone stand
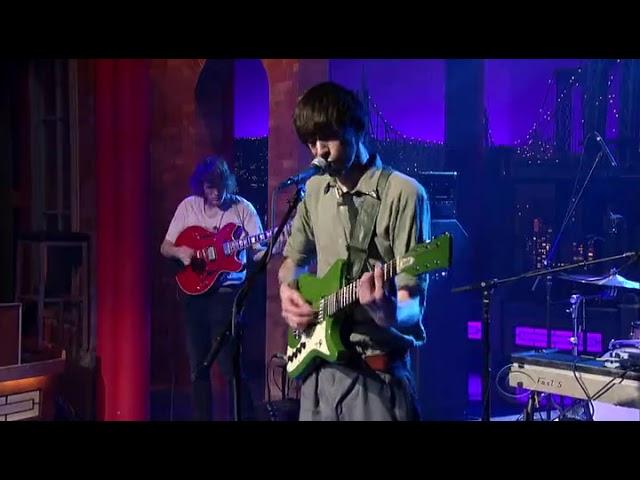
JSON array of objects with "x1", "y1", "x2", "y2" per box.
[
  {"x1": 452, "y1": 250, "x2": 639, "y2": 422},
  {"x1": 195, "y1": 184, "x2": 306, "y2": 421},
  {"x1": 530, "y1": 146, "x2": 604, "y2": 419},
  {"x1": 533, "y1": 149, "x2": 605, "y2": 346}
]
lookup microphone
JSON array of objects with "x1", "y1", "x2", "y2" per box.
[
  {"x1": 277, "y1": 157, "x2": 328, "y2": 190},
  {"x1": 594, "y1": 131, "x2": 618, "y2": 167}
]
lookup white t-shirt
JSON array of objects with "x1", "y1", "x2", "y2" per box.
[{"x1": 165, "y1": 194, "x2": 264, "y2": 286}]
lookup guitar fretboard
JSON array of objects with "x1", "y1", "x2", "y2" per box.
[
  {"x1": 323, "y1": 258, "x2": 401, "y2": 317},
  {"x1": 223, "y1": 222, "x2": 291, "y2": 256},
  {"x1": 223, "y1": 230, "x2": 273, "y2": 255}
]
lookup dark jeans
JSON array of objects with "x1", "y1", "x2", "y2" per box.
[{"x1": 183, "y1": 288, "x2": 254, "y2": 421}]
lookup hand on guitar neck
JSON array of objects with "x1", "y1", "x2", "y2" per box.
[
  {"x1": 357, "y1": 264, "x2": 400, "y2": 329},
  {"x1": 280, "y1": 263, "x2": 401, "y2": 331}
]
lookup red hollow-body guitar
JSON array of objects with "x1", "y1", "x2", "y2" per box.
[{"x1": 174, "y1": 222, "x2": 286, "y2": 295}]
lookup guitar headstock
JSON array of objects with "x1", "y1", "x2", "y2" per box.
[{"x1": 398, "y1": 233, "x2": 452, "y2": 277}]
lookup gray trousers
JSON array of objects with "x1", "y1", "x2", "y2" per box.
[{"x1": 299, "y1": 362, "x2": 421, "y2": 421}]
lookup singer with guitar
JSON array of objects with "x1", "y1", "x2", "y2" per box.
[
  {"x1": 279, "y1": 82, "x2": 432, "y2": 421},
  {"x1": 161, "y1": 155, "x2": 280, "y2": 421}
]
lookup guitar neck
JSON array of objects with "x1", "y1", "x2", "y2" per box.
[
  {"x1": 224, "y1": 219, "x2": 294, "y2": 255},
  {"x1": 324, "y1": 258, "x2": 400, "y2": 317},
  {"x1": 224, "y1": 228, "x2": 276, "y2": 255}
]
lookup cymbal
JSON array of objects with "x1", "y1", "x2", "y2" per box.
[{"x1": 558, "y1": 272, "x2": 640, "y2": 290}]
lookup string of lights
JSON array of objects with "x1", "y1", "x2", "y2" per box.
[{"x1": 515, "y1": 60, "x2": 622, "y2": 165}]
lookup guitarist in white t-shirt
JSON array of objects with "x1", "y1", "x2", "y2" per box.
[{"x1": 161, "y1": 155, "x2": 281, "y2": 421}]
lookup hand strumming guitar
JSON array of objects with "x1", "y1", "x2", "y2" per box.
[
  {"x1": 280, "y1": 282, "x2": 314, "y2": 330},
  {"x1": 161, "y1": 238, "x2": 194, "y2": 267},
  {"x1": 175, "y1": 246, "x2": 195, "y2": 266}
]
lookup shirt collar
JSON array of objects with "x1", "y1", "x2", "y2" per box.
[{"x1": 323, "y1": 154, "x2": 383, "y2": 200}]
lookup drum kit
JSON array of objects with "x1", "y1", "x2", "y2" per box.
[
  {"x1": 556, "y1": 269, "x2": 640, "y2": 363},
  {"x1": 509, "y1": 268, "x2": 640, "y2": 421}
]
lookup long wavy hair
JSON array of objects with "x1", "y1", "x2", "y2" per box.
[{"x1": 189, "y1": 155, "x2": 238, "y2": 198}]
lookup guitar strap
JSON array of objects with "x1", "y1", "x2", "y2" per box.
[{"x1": 345, "y1": 166, "x2": 394, "y2": 283}]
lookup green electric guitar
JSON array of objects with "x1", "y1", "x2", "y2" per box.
[{"x1": 286, "y1": 232, "x2": 453, "y2": 379}]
